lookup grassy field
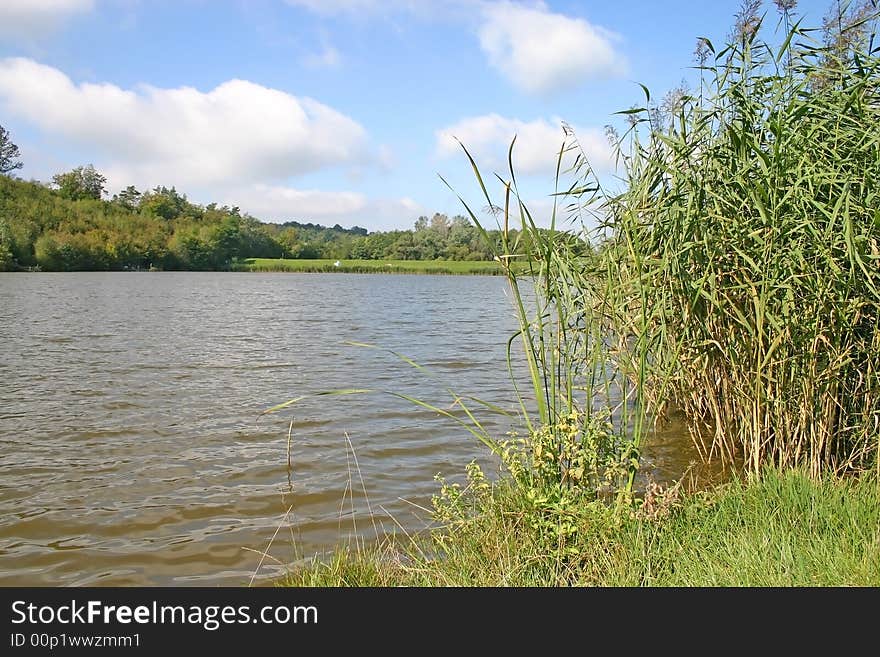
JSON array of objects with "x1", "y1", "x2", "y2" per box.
[
  {"x1": 282, "y1": 469, "x2": 880, "y2": 587},
  {"x1": 236, "y1": 258, "x2": 514, "y2": 275}
]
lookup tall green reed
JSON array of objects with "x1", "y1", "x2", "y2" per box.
[
  {"x1": 586, "y1": 6, "x2": 880, "y2": 477},
  {"x1": 442, "y1": 135, "x2": 653, "y2": 502}
]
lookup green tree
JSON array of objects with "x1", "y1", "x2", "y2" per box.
[
  {"x1": 390, "y1": 232, "x2": 420, "y2": 259},
  {"x1": 140, "y1": 186, "x2": 193, "y2": 220},
  {"x1": 0, "y1": 218, "x2": 14, "y2": 270},
  {"x1": 112, "y1": 185, "x2": 142, "y2": 211},
  {"x1": 0, "y1": 124, "x2": 23, "y2": 176},
  {"x1": 237, "y1": 215, "x2": 282, "y2": 259},
  {"x1": 169, "y1": 230, "x2": 211, "y2": 270},
  {"x1": 291, "y1": 242, "x2": 320, "y2": 259},
  {"x1": 203, "y1": 215, "x2": 241, "y2": 268},
  {"x1": 447, "y1": 215, "x2": 477, "y2": 260},
  {"x1": 429, "y1": 212, "x2": 450, "y2": 237},
  {"x1": 414, "y1": 227, "x2": 444, "y2": 259},
  {"x1": 276, "y1": 226, "x2": 298, "y2": 258},
  {"x1": 52, "y1": 165, "x2": 107, "y2": 201},
  {"x1": 350, "y1": 236, "x2": 373, "y2": 259}
]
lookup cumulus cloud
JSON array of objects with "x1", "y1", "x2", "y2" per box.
[
  {"x1": 0, "y1": 0, "x2": 95, "y2": 41},
  {"x1": 478, "y1": 2, "x2": 627, "y2": 95},
  {"x1": 0, "y1": 57, "x2": 375, "y2": 190},
  {"x1": 285, "y1": 1, "x2": 627, "y2": 95},
  {"x1": 436, "y1": 113, "x2": 613, "y2": 176},
  {"x1": 225, "y1": 184, "x2": 424, "y2": 230}
]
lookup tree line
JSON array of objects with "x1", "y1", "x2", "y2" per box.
[{"x1": 0, "y1": 153, "x2": 522, "y2": 272}]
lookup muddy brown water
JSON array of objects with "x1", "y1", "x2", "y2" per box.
[{"x1": 0, "y1": 272, "x2": 704, "y2": 585}]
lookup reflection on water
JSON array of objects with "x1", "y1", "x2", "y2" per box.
[{"x1": 0, "y1": 272, "x2": 705, "y2": 586}]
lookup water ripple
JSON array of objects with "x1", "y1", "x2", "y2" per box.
[{"x1": 0, "y1": 272, "x2": 701, "y2": 586}]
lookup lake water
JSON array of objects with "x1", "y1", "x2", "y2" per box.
[{"x1": 0, "y1": 272, "x2": 701, "y2": 586}]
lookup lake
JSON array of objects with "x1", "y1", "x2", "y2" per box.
[{"x1": 0, "y1": 272, "x2": 700, "y2": 586}]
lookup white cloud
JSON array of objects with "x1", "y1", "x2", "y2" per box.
[
  {"x1": 225, "y1": 184, "x2": 424, "y2": 231},
  {"x1": 301, "y1": 44, "x2": 342, "y2": 69},
  {"x1": 0, "y1": 57, "x2": 375, "y2": 190},
  {"x1": 478, "y1": 2, "x2": 626, "y2": 95},
  {"x1": 284, "y1": 1, "x2": 627, "y2": 95},
  {"x1": 0, "y1": 0, "x2": 95, "y2": 41},
  {"x1": 235, "y1": 185, "x2": 367, "y2": 218},
  {"x1": 436, "y1": 113, "x2": 613, "y2": 176}
]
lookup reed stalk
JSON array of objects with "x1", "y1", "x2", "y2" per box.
[{"x1": 584, "y1": 6, "x2": 880, "y2": 477}]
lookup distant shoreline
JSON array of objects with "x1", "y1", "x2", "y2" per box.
[
  {"x1": 233, "y1": 258, "x2": 520, "y2": 276},
  {"x1": 0, "y1": 259, "x2": 527, "y2": 276}
]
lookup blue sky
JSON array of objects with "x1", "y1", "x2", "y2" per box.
[{"x1": 0, "y1": 0, "x2": 835, "y2": 231}]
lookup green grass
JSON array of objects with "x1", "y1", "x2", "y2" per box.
[
  {"x1": 235, "y1": 258, "x2": 514, "y2": 275},
  {"x1": 280, "y1": 468, "x2": 880, "y2": 587}
]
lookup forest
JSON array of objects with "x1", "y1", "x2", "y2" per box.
[{"x1": 0, "y1": 165, "x2": 521, "y2": 271}]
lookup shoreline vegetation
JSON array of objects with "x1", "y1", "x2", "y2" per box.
[
  {"x1": 278, "y1": 1, "x2": 880, "y2": 587},
  {"x1": 234, "y1": 257, "x2": 518, "y2": 275},
  {"x1": 0, "y1": 172, "x2": 533, "y2": 273},
  {"x1": 283, "y1": 469, "x2": 880, "y2": 587}
]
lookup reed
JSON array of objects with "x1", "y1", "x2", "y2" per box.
[
  {"x1": 448, "y1": 2, "x2": 880, "y2": 487},
  {"x1": 445, "y1": 133, "x2": 652, "y2": 505},
  {"x1": 580, "y1": 4, "x2": 880, "y2": 477}
]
